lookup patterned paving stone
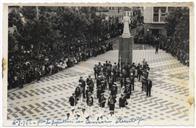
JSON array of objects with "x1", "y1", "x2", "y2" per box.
[{"x1": 7, "y1": 49, "x2": 191, "y2": 125}]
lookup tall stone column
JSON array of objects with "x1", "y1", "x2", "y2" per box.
[{"x1": 118, "y1": 12, "x2": 134, "y2": 68}]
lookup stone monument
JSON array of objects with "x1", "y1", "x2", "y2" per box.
[{"x1": 118, "y1": 11, "x2": 134, "y2": 68}]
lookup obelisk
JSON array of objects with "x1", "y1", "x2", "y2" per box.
[{"x1": 118, "y1": 11, "x2": 134, "y2": 68}]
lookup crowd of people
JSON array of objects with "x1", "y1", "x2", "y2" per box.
[
  {"x1": 8, "y1": 7, "x2": 124, "y2": 89},
  {"x1": 145, "y1": 34, "x2": 189, "y2": 66},
  {"x1": 8, "y1": 39, "x2": 114, "y2": 89},
  {"x1": 69, "y1": 59, "x2": 152, "y2": 115},
  {"x1": 162, "y1": 37, "x2": 189, "y2": 66}
]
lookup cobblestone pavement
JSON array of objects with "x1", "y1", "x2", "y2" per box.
[{"x1": 7, "y1": 49, "x2": 191, "y2": 125}]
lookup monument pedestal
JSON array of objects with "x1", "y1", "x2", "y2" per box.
[
  {"x1": 118, "y1": 36, "x2": 134, "y2": 68},
  {"x1": 118, "y1": 12, "x2": 134, "y2": 69}
]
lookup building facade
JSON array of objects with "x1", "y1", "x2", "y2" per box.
[{"x1": 143, "y1": 7, "x2": 168, "y2": 37}]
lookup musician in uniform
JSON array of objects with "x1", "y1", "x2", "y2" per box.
[
  {"x1": 111, "y1": 83, "x2": 118, "y2": 97},
  {"x1": 75, "y1": 85, "x2": 81, "y2": 100},
  {"x1": 79, "y1": 77, "x2": 86, "y2": 98},
  {"x1": 99, "y1": 94, "x2": 106, "y2": 108},
  {"x1": 124, "y1": 81, "x2": 131, "y2": 99},
  {"x1": 87, "y1": 95, "x2": 93, "y2": 106},
  {"x1": 130, "y1": 75, "x2": 135, "y2": 91},
  {"x1": 69, "y1": 93, "x2": 77, "y2": 106},
  {"x1": 119, "y1": 94, "x2": 128, "y2": 108},
  {"x1": 108, "y1": 95, "x2": 116, "y2": 114},
  {"x1": 86, "y1": 75, "x2": 94, "y2": 93}
]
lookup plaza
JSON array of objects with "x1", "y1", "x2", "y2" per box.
[
  {"x1": 5, "y1": 6, "x2": 192, "y2": 126},
  {"x1": 7, "y1": 43, "x2": 190, "y2": 125}
]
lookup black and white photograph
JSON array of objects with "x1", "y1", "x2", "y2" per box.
[{"x1": 1, "y1": 2, "x2": 195, "y2": 127}]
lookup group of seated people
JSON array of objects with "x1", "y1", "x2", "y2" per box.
[
  {"x1": 69, "y1": 59, "x2": 152, "y2": 115},
  {"x1": 8, "y1": 39, "x2": 113, "y2": 89}
]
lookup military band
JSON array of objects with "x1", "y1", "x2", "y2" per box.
[{"x1": 69, "y1": 59, "x2": 152, "y2": 114}]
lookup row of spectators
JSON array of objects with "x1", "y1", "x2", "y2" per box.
[
  {"x1": 140, "y1": 33, "x2": 189, "y2": 66},
  {"x1": 154, "y1": 35, "x2": 189, "y2": 66},
  {"x1": 161, "y1": 37, "x2": 189, "y2": 66},
  {"x1": 8, "y1": 37, "x2": 115, "y2": 89}
]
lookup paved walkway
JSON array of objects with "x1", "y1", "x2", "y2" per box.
[{"x1": 7, "y1": 49, "x2": 191, "y2": 125}]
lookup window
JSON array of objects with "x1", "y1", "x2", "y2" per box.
[
  {"x1": 153, "y1": 7, "x2": 159, "y2": 22},
  {"x1": 153, "y1": 7, "x2": 167, "y2": 22},
  {"x1": 160, "y1": 7, "x2": 166, "y2": 22}
]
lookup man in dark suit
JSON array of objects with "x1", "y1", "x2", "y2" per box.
[
  {"x1": 130, "y1": 76, "x2": 135, "y2": 91},
  {"x1": 111, "y1": 83, "x2": 118, "y2": 97},
  {"x1": 146, "y1": 79, "x2": 152, "y2": 97},
  {"x1": 119, "y1": 94, "x2": 128, "y2": 108},
  {"x1": 69, "y1": 93, "x2": 76, "y2": 106},
  {"x1": 94, "y1": 64, "x2": 98, "y2": 79},
  {"x1": 137, "y1": 63, "x2": 142, "y2": 81},
  {"x1": 79, "y1": 77, "x2": 86, "y2": 98},
  {"x1": 75, "y1": 86, "x2": 81, "y2": 100}
]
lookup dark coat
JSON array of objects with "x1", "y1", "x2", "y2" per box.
[
  {"x1": 69, "y1": 96, "x2": 76, "y2": 106},
  {"x1": 119, "y1": 97, "x2": 128, "y2": 108}
]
